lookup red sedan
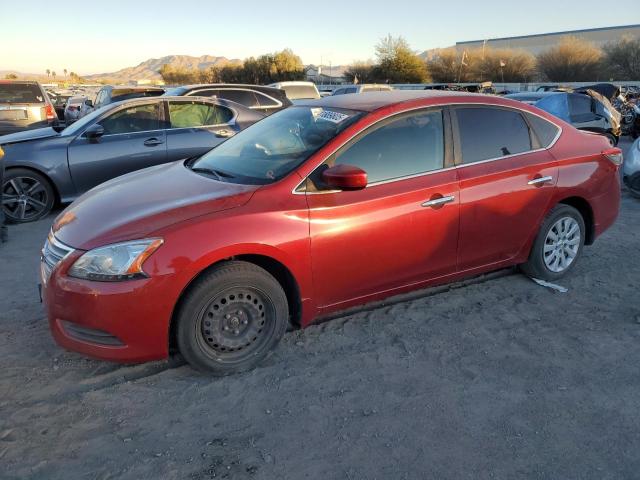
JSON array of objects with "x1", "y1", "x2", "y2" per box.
[{"x1": 41, "y1": 91, "x2": 622, "y2": 374}]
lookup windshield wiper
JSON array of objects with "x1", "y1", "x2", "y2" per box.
[{"x1": 190, "y1": 166, "x2": 235, "y2": 181}]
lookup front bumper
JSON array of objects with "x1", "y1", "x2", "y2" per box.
[{"x1": 42, "y1": 249, "x2": 177, "y2": 363}]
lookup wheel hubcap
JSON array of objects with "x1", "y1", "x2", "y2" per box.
[
  {"x1": 198, "y1": 289, "x2": 269, "y2": 357},
  {"x1": 543, "y1": 216, "x2": 580, "y2": 273},
  {"x1": 2, "y1": 176, "x2": 49, "y2": 221}
]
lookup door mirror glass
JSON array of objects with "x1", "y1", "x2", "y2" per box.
[
  {"x1": 322, "y1": 164, "x2": 368, "y2": 190},
  {"x1": 84, "y1": 124, "x2": 104, "y2": 140}
]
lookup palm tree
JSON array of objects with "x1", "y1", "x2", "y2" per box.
[
  {"x1": 46, "y1": 69, "x2": 50, "y2": 78},
  {"x1": 51, "y1": 71, "x2": 56, "y2": 79},
  {"x1": 64, "y1": 69, "x2": 68, "y2": 78}
]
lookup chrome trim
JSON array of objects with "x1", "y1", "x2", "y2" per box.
[
  {"x1": 422, "y1": 195, "x2": 455, "y2": 207},
  {"x1": 528, "y1": 175, "x2": 553, "y2": 185},
  {"x1": 291, "y1": 101, "x2": 563, "y2": 195}
]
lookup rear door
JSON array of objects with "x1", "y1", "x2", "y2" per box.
[
  {"x1": 452, "y1": 106, "x2": 559, "y2": 271},
  {"x1": 164, "y1": 99, "x2": 237, "y2": 162},
  {"x1": 67, "y1": 101, "x2": 167, "y2": 193}
]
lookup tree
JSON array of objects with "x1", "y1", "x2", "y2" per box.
[
  {"x1": 46, "y1": 69, "x2": 50, "y2": 78},
  {"x1": 603, "y1": 37, "x2": 640, "y2": 80},
  {"x1": 472, "y1": 48, "x2": 536, "y2": 82},
  {"x1": 428, "y1": 48, "x2": 470, "y2": 82},
  {"x1": 64, "y1": 68, "x2": 68, "y2": 78},
  {"x1": 344, "y1": 61, "x2": 375, "y2": 83},
  {"x1": 5, "y1": 73, "x2": 18, "y2": 80},
  {"x1": 51, "y1": 71, "x2": 57, "y2": 80},
  {"x1": 537, "y1": 36, "x2": 604, "y2": 81},
  {"x1": 372, "y1": 35, "x2": 429, "y2": 83},
  {"x1": 270, "y1": 49, "x2": 305, "y2": 82}
]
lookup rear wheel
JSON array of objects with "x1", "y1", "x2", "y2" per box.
[
  {"x1": 2, "y1": 168, "x2": 55, "y2": 223},
  {"x1": 176, "y1": 261, "x2": 289, "y2": 375},
  {"x1": 521, "y1": 204, "x2": 585, "y2": 281},
  {"x1": 604, "y1": 133, "x2": 617, "y2": 146}
]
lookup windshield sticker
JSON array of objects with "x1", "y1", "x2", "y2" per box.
[{"x1": 313, "y1": 109, "x2": 350, "y2": 124}]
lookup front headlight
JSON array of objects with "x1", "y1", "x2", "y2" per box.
[{"x1": 68, "y1": 238, "x2": 163, "y2": 281}]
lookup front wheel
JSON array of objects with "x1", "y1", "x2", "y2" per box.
[
  {"x1": 2, "y1": 168, "x2": 55, "y2": 223},
  {"x1": 521, "y1": 205, "x2": 585, "y2": 281},
  {"x1": 176, "y1": 261, "x2": 289, "y2": 375}
]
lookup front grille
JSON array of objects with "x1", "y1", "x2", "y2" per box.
[
  {"x1": 60, "y1": 321, "x2": 125, "y2": 346},
  {"x1": 41, "y1": 232, "x2": 74, "y2": 283}
]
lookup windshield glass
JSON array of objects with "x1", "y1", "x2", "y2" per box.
[{"x1": 191, "y1": 106, "x2": 364, "y2": 184}]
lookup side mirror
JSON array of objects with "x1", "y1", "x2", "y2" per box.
[
  {"x1": 322, "y1": 164, "x2": 368, "y2": 190},
  {"x1": 84, "y1": 124, "x2": 104, "y2": 141},
  {"x1": 84, "y1": 99, "x2": 93, "y2": 107}
]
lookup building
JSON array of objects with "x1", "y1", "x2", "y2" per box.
[
  {"x1": 455, "y1": 24, "x2": 640, "y2": 55},
  {"x1": 305, "y1": 64, "x2": 348, "y2": 85}
]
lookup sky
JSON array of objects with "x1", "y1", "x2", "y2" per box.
[{"x1": 1, "y1": 0, "x2": 638, "y2": 75}]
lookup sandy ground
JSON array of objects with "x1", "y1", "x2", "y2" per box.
[{"x1": 1, "y1": 140, "x2": 639, "y2": 480}]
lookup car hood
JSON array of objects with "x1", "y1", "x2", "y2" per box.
[
  {"x1": 52, "y1": 161, "x2": 260, "y2": 250},
  {"x1": 0, "y1": 127, "x2": 60, "y2": 145}
]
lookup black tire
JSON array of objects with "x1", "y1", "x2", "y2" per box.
[
  {"x1": 176, "y1": 261, "x2": 289, "y2": 375},
  {"x1": 2, "y1": 168, "x2": 55, "y2": 223},
  {"x1": 605, "y1": 133, "x2": 617, "y2": 146},
  {"x1": 520, "y1": 204, "x2": 586, "y2": 281}
]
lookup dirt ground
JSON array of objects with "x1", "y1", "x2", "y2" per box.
[{"x1": 1, "y1": 140, "x2": 639, "y2": 480}]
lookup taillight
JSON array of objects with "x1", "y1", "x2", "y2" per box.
[
  {"x1": 45, "y1": 104, "x2": 56, "y2": 121},
  {"x1": 602, "y1": 147, "x2": 623, "y2": 167}
]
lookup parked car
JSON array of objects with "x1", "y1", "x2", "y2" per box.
[
  {"x1": 0, "y1": 81, "x2": 57, "y2": 135},
  {"x1": 269, "y1": 81, "x2": 320, "y2": 102},
  {"x1": 41, "y1": 91, "x2": 621, "y2": 374},
  {"x1": 79, "y1": 85, "x2": 165, "y2": 118},
  {"x1": 164, "y1": 84, "x2": 292, "y2": 116},
  {"x1": 47, "y1": 91, "x2": 71, "y2": 120},
  {"x1": 623, "y1": 136, "x2": 640, "y2": 198},
  {"x1": 63, "y1": 96, "x2": 86, "y2": 124},
  {"x1": 332, "y1": 84, "x2": 393, "y2": 95},
  {"x1": 506, "y1": 91, "x2": 621, "y2": 145},
  {"x1": 1, "y1": 96, "x2": 263, "y2": 222}
]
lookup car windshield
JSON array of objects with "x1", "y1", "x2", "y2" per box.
[{"x1": 191, "y1": 106, "x2": 364, "y2": 184}]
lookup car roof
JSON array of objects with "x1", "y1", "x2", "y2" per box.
[{"x1": 295, "y1": 90, "x2": 482, "y2": 112}]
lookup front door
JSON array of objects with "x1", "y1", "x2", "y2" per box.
[
  {"x1": 306, "y1": 108, "x2": 460, "y2": 310},
  {"x1": 68, "y1": 101, "x2": 167, "y2": 194},
  {"x1": 452, "y1": 106, "x2": 558, "y2": 271}
]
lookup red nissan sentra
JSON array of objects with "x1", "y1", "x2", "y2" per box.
[{"x1": 41, "y1": 91, "x2": 621, "y2": 374}]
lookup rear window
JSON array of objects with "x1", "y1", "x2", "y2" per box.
[
  {"x1": 0, "y1": 83, "x2": 45, "y2": 103},
  {"x1": 280, "y1": 85, "x2": 319, "y2": 100}
]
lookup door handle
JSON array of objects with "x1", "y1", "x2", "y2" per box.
[
  {"x1": 421, "y1": 195, "x2": 455, "y2": 208},
  {"x1": 143, "y1": 138, "x2": 164, "y2": 146},
  {"x1": 527, "y1": 175, "x2": 553, "y2": 186},
  {"x1": 215, "y1": 129, "x2": 234, "y2": 138}
]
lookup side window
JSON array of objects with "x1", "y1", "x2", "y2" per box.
[
  {"x1": 345, "y1": 87, "x2": 358, "y2": 94},
  {"x1": 525, "y1": 113, "x2": 560, "y2": 148},
  {"x1": 254, "y1": 92, "x2": 280, "y2": 107},
  {"x1": 216, "y1": 90, "x2": 260, "y2": 108},
  {"x1": 332, "y1": 88, "x2": 345, "y2": 96},
  {"x1": 168, "y1": 101, "x2": 233, "y2": 128},
  {"x1": 94, "y1": 90, "x2": 105, "y2": 107},
  {"x1": 329, "y1": 109, "x2": 444, "y2": 184},
  {"x1": 189, "y1": 89, "x2": 217, "y2": 97},
  {"x1": 569, "y1": 94, "x2": 595, "y2": 122},
  {"x1": 455, "y1": 107, "x2": 531, "y2": 164},
  {"x1": 99, "y1": 103, "x2": 160, "y2": 135}
]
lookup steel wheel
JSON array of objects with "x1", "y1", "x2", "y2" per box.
[
  {"x1": 196, "y1": 287, "x2": 274, "y2": 362},
  {"x1": 543, "y1": 216, "x2": 581, "y2": 273},
  {"x1": 2, "y1": 174, "x2": 51, "y2": 222}
]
